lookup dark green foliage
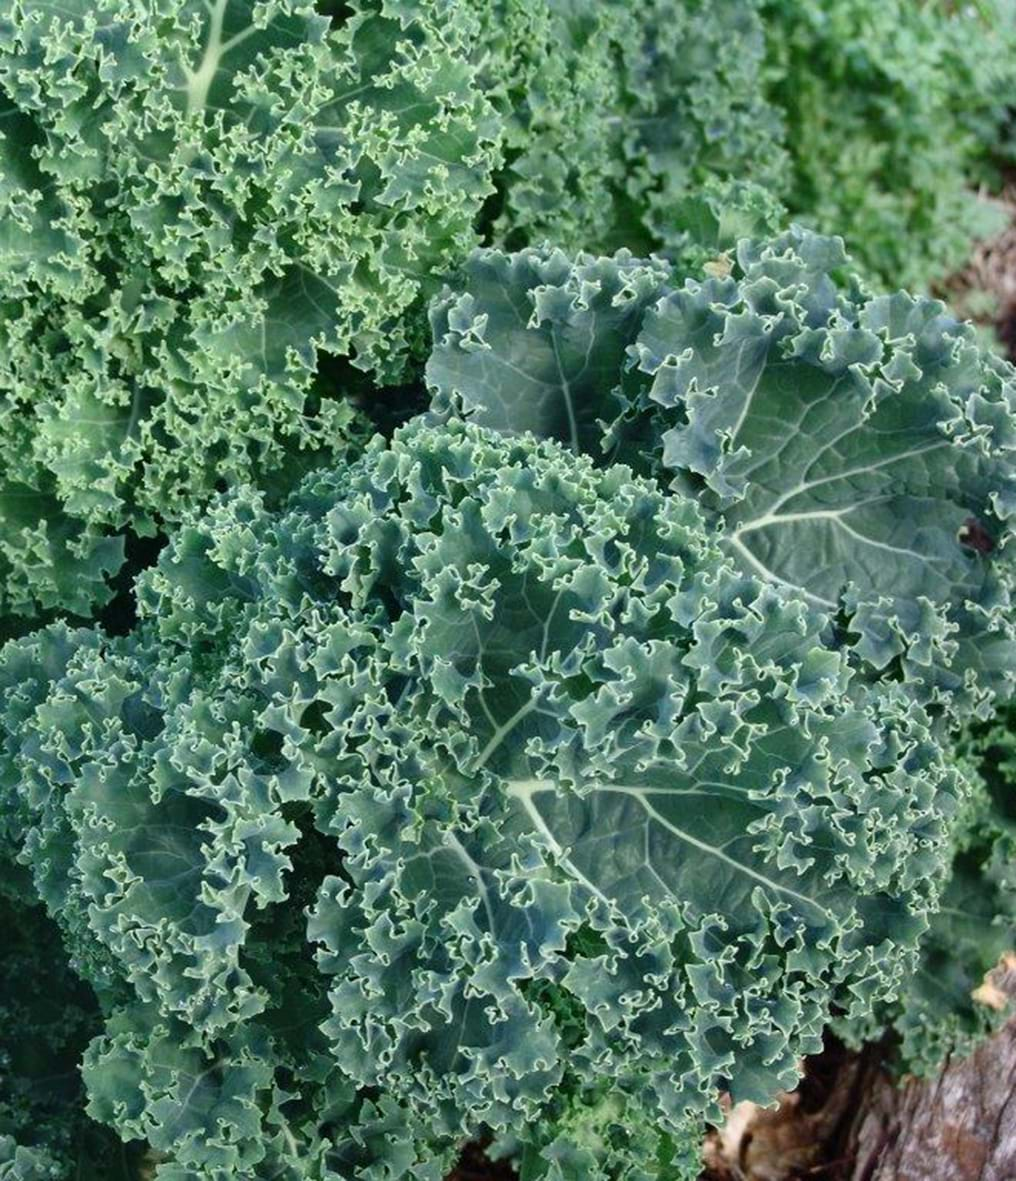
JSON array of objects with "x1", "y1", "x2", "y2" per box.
[
  {"x1": 837, "y1": 705, "x2": 1016, "y2": 1073},
  {"x1": 0, "y1": 0, "x2": 497, "y2": 620},
  {"x1": 0, "y1": 867, "x2": 142, "y2": 1180},
  {"x1": 1, "y1": 2, "x2": 1016, "y2": 1178},
  {"x1": 0, "y1": 419, "x2": 976, "y2": 1177},
  {"x1": 471, "y1": 0, "x2": 785, "y2": 260}
]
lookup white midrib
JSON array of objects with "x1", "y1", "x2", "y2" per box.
[
  {"x1": 507, "y1": 777, "x2": 831, "y2": 919},
  {"x1": 745, "y1": 440, "x2": 950, "y2": 525},
  {"x1": 724, "y1": 336, "x2": 769, "y2": 447},
  {"x1": 736, "y1": 503, "x2": 875, "y2": 536},
  {"x1": 473, "y1": 697, "x2": 539, "y2": 772},
  {"x1": 723, "y1": 439, "x2": 952, "y2": 602},
  {"x1": 175, "y1": 1057, "x2": 223, "y2": 1119},
  {"x1": 505, "y1": 779, "x2": 612, "y2": 909},
  {"x1": 733, "y1": 498, "x2": 939, "y2": 564},
  {"x1": 724, "y1": 534, "x2": 837, "y2": 608},
  {"x1": 445, "y1": 831, "x2": 497, "y2": 936},
  {"x1": 550, "y1": 333, "x2": 580, "y2": 454},
  {"x1": 184, "y1": 0, "x2": 258, "y2": 116},
  {"x1": 400, "y1": 833, "x2": 498, "y2": 936}
]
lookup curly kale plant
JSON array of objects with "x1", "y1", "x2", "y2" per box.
[
  {"x1": 427, "y1": 227, "x2": 1016, "y2": 1095},
  {"x1": 4, "y1": 0, "x2": 1010, "y2": 627},
  {"x1": 0, "y1": 0, "x2": 499, "y2": 620},
  {"x1": 472, "y1": 0, "x2": 1014, "y2": 291},
  {"x1": 0, "y1": 418, "x2": 971, "y2": 1179},
  {"x1": 2, "y1": 2, "x2": 1016, "y2": 1173}
]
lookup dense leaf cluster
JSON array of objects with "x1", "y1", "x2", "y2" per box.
[
  {"x1": 1, "y1": 3, "x2": 1016, "y2": 1180},
  {"x1": 429, "y1": 230, "x2": 1016, "y2": 711},
  {"x1": 2, "y1": 0, "x2": 1013, "y2": 624},
  {"x1": 2, "y1": 228, "x2": 1015, "y2": 1177},
  {"x1": 0, "y1": 0, "x2": 498, "y2": 618},
  {"x1": 470, "y1": 0, "x2": 786, "y2": 260},
  {"x1": 474, "y1": 0, "x2": 1016, "y2": 285},
  {"x1": 835, "y1": 705, "x2": 1016, "y2": 1075},
  {"x1": 427, "y1": 227, "x2": 1016, "y2": 1087},
  {"x1": 759, "y1": 0, "x2": 1015, "y2": 289}
]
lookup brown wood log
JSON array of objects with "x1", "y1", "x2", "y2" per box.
[{"x1": 844, "y1": 963, "x2": 1016, "y2": 1181}]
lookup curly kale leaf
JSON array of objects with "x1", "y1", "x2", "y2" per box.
[
  {"x1": 470, "y1": 0, "x2": 786, "y2": 260},
  {"x1": 836, "y1": 705, "x2": 1016, "y2": 1075},
  {"x1": 0, "y1": 420, "x2": 963, "y2": 1178},
  {"x1": 428, "y1": 230, "x2": 1016, "y2": 712},
  {"x1": 0, "y1": 0, "x2": 499, "y2": 619},
  {"x1": 642, "y1": 231, "x2": 1016, "y2": 708}
]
